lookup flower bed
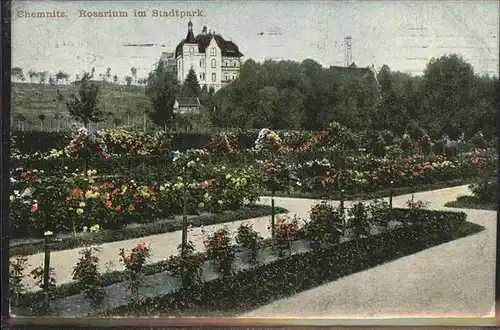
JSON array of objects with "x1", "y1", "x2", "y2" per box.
[
  {"x1": 10, "y1": 204, "x2": 484, "y2": 317},
  {"x1": 9, "y1": 158, "x2": 263, "y2": 239},
  {"x1": 101, "y1": 209, "x2": 480, "y2": 317}
]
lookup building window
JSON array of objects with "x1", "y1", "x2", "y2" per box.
[
  {"x1": 211, "y1": 59, "x2": 216, "y2": 68},
  {"x1": 224, "y1": 60, "x2": 229, "y2": 67},
  {"x1": 200, "y1": 73, "x2": 205, "y2": 81},
  {"x1": 210, "y1": 47, "x2": 216, "y2": 56},
  {"x1": 212, "y1": 73, "x2": 216, "y2": 82},
  {"x1": 233, "y1": 61, "x2": 237, "y2": 67},
  {"x1": 200, "y1": 59, "x2": 205, "y2": 68}
]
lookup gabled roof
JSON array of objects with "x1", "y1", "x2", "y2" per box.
[
  {"x1": 175, "y1": 33, "x2": 244, "y2": 58},
  {"x1": 175, "y1": 97, "x2": 200, "y2": 107}
]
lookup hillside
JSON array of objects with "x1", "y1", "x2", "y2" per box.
[{"x1": 11, "y1": 81, "x2": 152, "y2": 130}]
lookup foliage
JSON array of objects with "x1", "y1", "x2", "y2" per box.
[
  {"x1": 368, "y1": 199, "x2": 392, "y2": 228},
  {"x1": 203, "y1": 227, "x2": 235, "y2": 276},
  {"x1": 165, "y1": 241, "x2": 204, "y2": 287},
  {"x1": 469, "y1": 175, "x2": 497, "y2": 204},
  {"x1": 119, "y1": 242, "x2": 151, "y2": 303},
  {"x1": 303, "y1": 201, "x2": 343, "y2": 248},
  {"x1": 67, "y1": 69, "x2": 109, "y2": 126},
  {"x1": 347, "y1": 201, "x2": 370, "y2": 238},
  {"x1": 100, "y1": 208, "x2": 475, "y2": 317},
  {"x1": 235, "y1": 224, "x2": 263, "y2": 264},
  {"x1": 145, "y1": 60, "x2": 179, "y2": 129},
  {"x1": 64, "y1": 127, "x2": 111, "y2": 159},
  {"x1": 181, "y1": 68, "x2": 202, "y2": 97},
  {"x1": 273, "y1": 215, "x2": 300, "y2": 255},
  {"x1": 9, "y1": 256, "x2": 30, "y2": 308},
  {"x1": 71, "y1": 245, "x2": 105, "y2": 307}
]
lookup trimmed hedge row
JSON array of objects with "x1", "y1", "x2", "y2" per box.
[
  {"x1": 101, "y1": 208, "x2": 480, "y2": 317},
  {"x1": 10, "y1": 205, "x2": 288, "y2": 257}
]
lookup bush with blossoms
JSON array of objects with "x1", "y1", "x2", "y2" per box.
[
  {"x1": 254, "y1": 128, "x2": 286, "y2": 154},
  {"x1": 64, "y1": 127, "x2": 110, "y2": 159}
]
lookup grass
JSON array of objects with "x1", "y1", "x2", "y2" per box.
[
  {"x1": 264, "y1": 177, "x2": 478, "y2": 200},
  {"x1": 10, "y1": 205, "x2": 288, "y2": 257},
  {"x1": 445, "y1": 195, "x2": 497, "y2": 211},
  {"x1": 101, "y1": 220, "x2": 484, "y2": 317},
  {"x1": 12, "y1": 81, "x2": 151, "y2": 129}
]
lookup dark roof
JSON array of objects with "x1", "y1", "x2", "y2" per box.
[
  {"x1": 330, "y1": 65, "x2": 373, "y2": 80},
  {"x1": 175, "y1": 32, "x2": 243, "y2": 58},
  {"x1": 176, "y1": 97, "x2": 200, "y2": 107}
]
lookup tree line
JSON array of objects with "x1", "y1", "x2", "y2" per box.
[
  {"x1": 28, "y1": 53, "x2": 498, "y2": 139},
  {"x1": 11, "y1": 66, "x2": 148, "y2": 87}
]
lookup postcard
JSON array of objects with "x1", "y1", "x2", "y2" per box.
[{"x1": 7, "y1": 0, "x2": 498, "y2": 326}]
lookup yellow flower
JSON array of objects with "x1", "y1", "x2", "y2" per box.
[
  {"x1": 121, "y1": 184, "x2": 127, "y2": 192},
  {"x1": 226, "y1": 174, "x2": 232, "y2": 179},
  {"x1": 203, "y1": 192, "x2": 209, "y2": 200},
  {"x1": 83, "y1": 226, "x2": 88, "y2": 232},
  {"x1": 76, "y1": 208, "x2": 84, "y2": 215},
  {"x1": 79, "y1": 202, "x2": 86, "y2": 208}
]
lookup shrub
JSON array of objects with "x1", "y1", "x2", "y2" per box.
[
  {"x1": 368, "y1": 199, "x2": 391, "y2": 228},
  {"x1": 119, "y1": 242, "x2": 151, "y2": 303},
  {"x1": 347, "y1": 201, "x2": 370, "y2": 238},
  {"x1": 273, "y1": 215, "x2": 300, "y2": 256},
  {"x1": 203, "y1": 227, "x2": 235, "y2": 276},
  {"x1": 165, "y1": 241, "x2": 204, "y2": 287},
  {"x1": 71, "y1": 246, "x2": 105, "y2": 307},
  {"x1": 235, "y1": 224, "x2": 263, "y2": 264},
  {"x1": 9, "y1": 256, "x2": 30, "y2": 308},
  {"x1": 470, "y1": 176, "x2": 497, "y2": 204},
  {"x1": 304, "y1": 201, "x2": 343, "y2": 248}
]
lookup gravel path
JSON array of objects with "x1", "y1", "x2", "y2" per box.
[
  {"x1": 239, "y1": 186, "x2": 496, "y2": 319},
  {"x1": 14, "y1": 184, "x2": 492, "y2": 305}
]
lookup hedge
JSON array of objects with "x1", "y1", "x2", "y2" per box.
[
  {"x1": 10, "y1": 205, "x2": 288, "y2": 257},
  {"x1": 98, "y1": 208, "x2": 480, "y2": 317}
]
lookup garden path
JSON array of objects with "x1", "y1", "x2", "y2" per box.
[
  {"x1": 240, "y1": 186, "x2": 496, "y2": 320},
  {"x1": 16, "y1": 185, "x2": 484, "y2": 294}
]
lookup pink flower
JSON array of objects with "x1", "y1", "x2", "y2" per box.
[{"x1": 31, "y1": 203, "x2": 38, "y2": 212}]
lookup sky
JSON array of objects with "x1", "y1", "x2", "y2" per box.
[{"x1": 11, "y1": 0, "x2": 499, "y2": 83}]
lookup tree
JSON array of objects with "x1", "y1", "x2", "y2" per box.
[
  {"x1": 125, "y1": 75, "x2": 132, "y2": 86},
  {"x1": 48, "y1": 76, "x2": 55, "y2": 86},
  {"x1": 11, "y1": 67, "x2": 25, "y2": 81},
  {"x1": 420, "y1": 54, "x2": 475, "y2": 138},
  {"x1": 38, "y1": 114, "x2": 46, "y2": 131},
  {"x1": 105, "y1": 67, "x2": 112, "y2": 82},
  {"x1": 66, "y1": 68, "x2": 108, "y2": 127},
  {"x1": 38, "y1": 71, "x2": 48, "y2": 84},
  {"x1": 145, "y1": 60, "x2": 179, "y2": 130},
  {"x1": 130, "y1": 67, "x2": 137, "y2": 84},
  {"x1": 181, "y1": 68, "x2": 201, "y2": 97},
  {"x1": 28, "y1": 70, "x2": 39, "y2": 83},
  {"x1": 113, "y1": 74, "x2": 118, "y2": 84},
  {"x1": 55, "y1": 70, "x2": 69, "y2": 84}
]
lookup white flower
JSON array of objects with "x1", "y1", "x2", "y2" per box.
[{"x1": 44, "y1": 231, "x2": 53, "y2": 236}]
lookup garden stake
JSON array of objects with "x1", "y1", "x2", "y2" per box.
[
  {"x1": 340, "y1": 189, "x2": 345, "y2": 235},
  {"x1": 271, "y1": 190, "x2": 275, "y2": 239},
  {"x1": 43, "y1": 232, "x2": 52, "y2": 313},
  {"x1": 389, "y1": 180, "x2": 393, "y2": 209}
]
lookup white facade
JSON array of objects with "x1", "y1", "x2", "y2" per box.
[{"x1": 175, "y1": 22, "x2": 243, "y2": 92}]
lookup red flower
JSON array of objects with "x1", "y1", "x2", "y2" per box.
[
  {"x1": 128, "y1": 203, "x2": 135, "y2": 211},
  {"x1": 104, "y1": 200, "x2": 112, "y2": 208},
  {"x1": 115, "y1": 204, "x2": 121, "y2": 212}
]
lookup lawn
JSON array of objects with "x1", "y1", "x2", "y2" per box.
[{"x1": 445, "y1": 195, "x2": 497, "y2": 211}]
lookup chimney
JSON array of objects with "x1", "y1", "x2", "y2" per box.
[{"x1": 202, "y1": 26, "x2": 207, "y2": 35}]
